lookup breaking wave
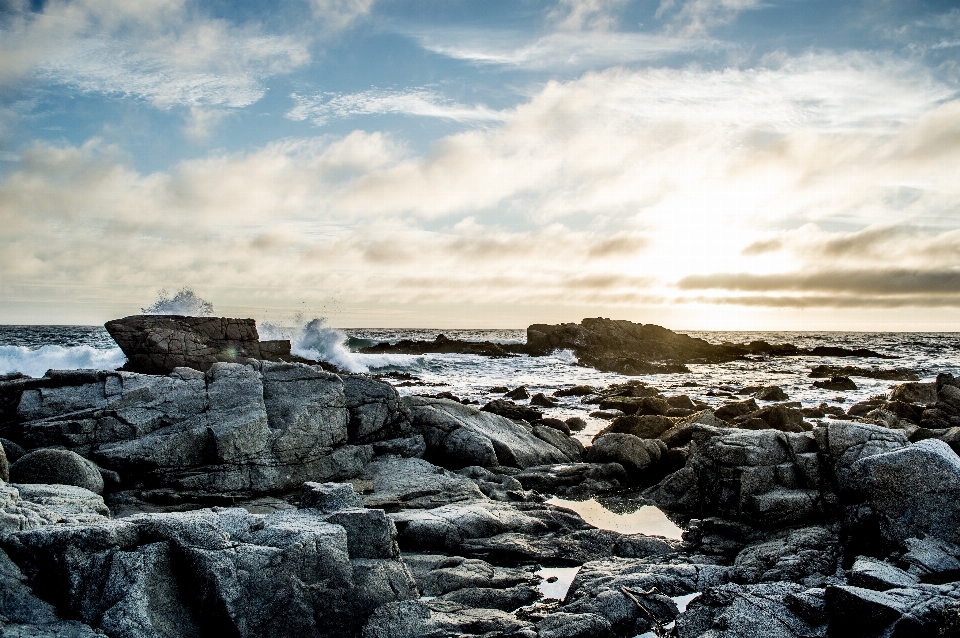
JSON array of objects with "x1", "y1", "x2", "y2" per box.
[
  {"x1": 0, "y1": 345, "x2": 127, "y2": 378},
  {"x1": 142, "y1": 288, "x2": 214, "y2": 316},
  {"x1": 261, "y1": 318, "x2": 369, "y2": 374}
]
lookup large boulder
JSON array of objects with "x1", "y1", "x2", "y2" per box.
[
  {"x1": 585, "y1": 433, "x2": 665, "y2": 477},
  {"x1": 10, "y1": 363, "x2": 408, "y2": 499},
  {"x1": 889, "y1": 382, "x2": 938, "y2": 406},
  {"x1": 104, "y1": 315, "x2": 300, "y2": 375},
  {"x1": 847, "y1": 439, "x2": 960, "y2": 546},
  {"x1": 1, "y1": 504, "x2": 417, "y2": 638},
  {"x1": 404, "y1": 396, "x2": 575, "y2": 470},
  {"x1": 10, "y1": 449, "x2": 104, "y2": 494},
  {"x1": 648, "y1": 426, "x2": 825, "y2": 528},
  {"x1": 361, "y1": 457, "x2": 486, "y2": 511}
]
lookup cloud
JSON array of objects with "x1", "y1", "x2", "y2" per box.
[
  {"x1": 656, "y1": 0, "x2": 763, "y2": 36},
  {"x1": 309, "y1": 0, "x2": 375, "y2": 31},
  {"x1": 677, "y1": 269, "x2": 960, "y2": 296},
  {"x1": 287, "y1": 89, "x2": 508, "y2": 126},
  {"x1": 547, "y1": 0, "x2": 628, "y2": 31},
  {"x1": 413, "y1": 28, "x2": 712, "y2": 70},
  {"x1": 1, "y1": 0, "x2": 310, "y2": 117}
]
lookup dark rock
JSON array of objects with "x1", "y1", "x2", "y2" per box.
[
  {"x1": 535, "y1": 612, "x2": 612, "y2": 638},
  {"x1": 585, "y1": 433, "x2": 665, "y2": 477},
  {"x1": 824, "y1": 584, "x2": 960, "y2": 637},
  {"x1": 666, "y1": 395, "x2": 696, "y2": 410},
  {"x1": 812, "y1": 376, "x2": 857, "y2": 391},
  {"x1": 809, "y1": 365, "x2": 919, "y2": 381},
  {"x1": 406, "y1": 397, "x2": 574, "y2": 470},
  {"x1": 530, "y1": 392, "x2": 559, "y2": 408},
  {"x1": 554, "y1": 386, "x2": 597, "y2": 397},
  {"x1": 0, "y1": 437, "x2": 25, "y2": 462},
  {"x1": 733, "y1": 526, "x2": 840, "y2": 586},
  {"x1": 809, "y1": 345, "x2": 894, "y2": 358},
  {"x1": 901, "y1": 536, "x2": 960, "y2": 579},
  {"x1": 401, "y1": 553, "x2": 538, "y2": 596},
  {"x1": 850, "y1": 557, "x2": 920, "y2": 590},
  {"x1": 890, "y1": 382, "x2": 938, "y2": 406},
  {"x1": 598, "y1": 395, "x2": 671, "y2": 416},
  {"x1": 360, "y1": 334, "x2": 514, "y2": 357},
  {"x1": 534, "y1": 418, "x2": 571, "y2": 435},
  {"x1": 533, "y1": 425, "x2": 583, "y2": 462},
  {"x1": 505, "y1": 386, "x2": 530, "y2": 400},
  {"x1": 361, "y1": 457, "x2": 485, "y2": 511},
  {"x1": 362, "y1": 599, "x2": 534, "y2": 638},
  {"x1": 755, "y1": 386, "x2": 788, "y2": 401},
  {"x1": 589, "y1": 410, "x2": 621, "y2": 420},
  {"x1": 677, "y1": 581, "x2": 826, "y2": 638},
  {"x1": 104, "y1": 315, "x2": 304, "y2": 375},
  {"x1": 512, "y1": 462, "x2": 628, "y2": 497},
  {"x1": 715, "y1": 399, "x2": 760, "y2": 422},
  {"x1": 437, "y1": 584, "x2": 540, "y2": 610},
  {"x1": 596, "y1": 414, "x2": 675, "y2": 440},
  {"x1": 734, "y1": 405, "x2": 805, "y2": 433},
  {"x1": 848, "y1": 439, "x2": 960, "y2": 546},
  {"x1": 480, "y1": 399, "x2": 543, "y2": 423},
  {"x1": 372, "y1": 434, "x2": 427, "y2": 458},
  {"x1": 489, "y1": 386, "x2": 509, "y2": 394},
  {"x1": 565, "y1": 417, "x2": 587, "y2": 431},
  {"x1": 301, "y1": 481, "x2": 364, "y2": 512},
  {"x1": 10, "y1": 449, "x2": 104, "y2": 494}
]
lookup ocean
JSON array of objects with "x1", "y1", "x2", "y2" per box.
[{"x1": 2, "y1": 323, "x2": 958, "y2": 445}]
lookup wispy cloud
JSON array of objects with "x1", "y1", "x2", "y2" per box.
[
  {"x1": 287, "y1": 88, "x2": 508, "y2": 126},
  {"x1": 413, "y1": 29, "x2": 713, "y2": 69},
  {"x1": 656, "y1": 0, "x2": 764, "y2": 36}
]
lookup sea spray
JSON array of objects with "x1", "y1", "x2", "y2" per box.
[
  {"x1": 0, "y1": 345, "x2": 127, "y2": 378},
  {"x1": 261, "y1": 317, "x2": 369, "y2": 373},
  {"x1": 142, "y1": 288, "x2": 214, "y2": 316}
]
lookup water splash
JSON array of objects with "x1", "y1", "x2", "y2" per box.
[
  {"x1": 0, "y1": 345, "x2": 127, "y2": 378},
  {"x1": 261, "y1": 317, "x2": 368, "y2": 374},
  {"x1": 142, "y1": 288, "x2": 214, "y2": 316}
]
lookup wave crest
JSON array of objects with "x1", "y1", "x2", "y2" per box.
[
  {"x1": 0, "y1": 345, "x2": 127, "y2": 378},
  {"x1": 261, "y1": 318, "x2": 368, "y2": 374}
]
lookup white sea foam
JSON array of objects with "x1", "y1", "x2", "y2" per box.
[
  {"x1": 0, "y1": 345, "x2": 127, "y2": 378},
  {"x1": 262, "y1": 318, "x2": 371, "y2": 374},
  {"x1": 141, "y1": 288, "x2": 214, "y2": 316}
]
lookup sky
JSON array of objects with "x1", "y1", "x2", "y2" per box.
[{"x1": 1, "y1": 0, "x2": 959, "y2": 330}]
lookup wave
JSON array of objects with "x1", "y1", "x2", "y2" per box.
[
  {"x1": 261, "y1": 318, "x2": 370, "y2": 374},
  {"x1": 0, "y1": 345, "x2": 127, "y2": 378}
]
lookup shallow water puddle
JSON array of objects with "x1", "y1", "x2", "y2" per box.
[
  {"x1": 547, "y1": 497, "x2": 684, "y2": 539},
  {"x1": 536, "y1": 566, "x2": 581, "y2": 600}
]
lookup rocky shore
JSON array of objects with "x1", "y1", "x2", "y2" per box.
[
  {"x1": 0, "y1": 315, "x2": 958, "y2": 637},
  {"x1": 360, "y1": 317, "x2": 895, "y2": 376}
]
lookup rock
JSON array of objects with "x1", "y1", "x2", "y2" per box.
[
  {"x1": 824, "y1": 584, "x2": 960, "y2": 637},
  {"x1": 563, "y1": 559, "x2": 731, "y2": 635},
  {"x1": 372, "y1": 434, "x2": 427, "y2": 458},
  {"x1": 676, "y1": 581, "x2": 826, "y2": 638},
  {"x1": 890, "y1": 382, "x2": 939, "y2": 406},
  {"x1": 104, "y1": 315, "x2": 302, "y2": 375},
  {"x1": 755, "y1": 386, "x2": 788, "y2": 401},
  {"x1": 847, "y1": 439, "x2": 960, "y2": 546},
  {"x1": 535, "y1": 612, "x2": 612, "y2": 638},
  {"x1": 585, "y1": 434, "x2": 665, "y2": 477},
  {"x1": 480, "y1": 399, "x2": 543, "y2": 423},
  {"x1": 359, "y1": 335, "x2": 513, "y2": 357},
  {"x1": 940, "y1": 384, "x2": 960, "y2": 410},
  {"x1": 406, "y1": 396, "x2": 574, "y2": 470},
  {"x1": 649, "y1": 426, "x2": 825, "y2": 527},
  {"x1": 362, "y1": 599, "x2": 534, "y2": 638},
  {"x1": 11, "y1": 483, "x2": 110, "y2": 518},
  {"x1": 0, "y1": 442, "x2": 7, "y2": 483},
  {"x1": 530, "y1": 393, "x2": 559, "y2": 408},
  {"x1": 401, "y1": 553, "x2": 538, "y2": 596},
  {"x1": 301, "y1": 481, "x2": 364, "y2": 512},
  {"x1": 535, "y1": 418, "x2": 571, "y2": 435},
  {"x1": 454, "y1": 466, "x2": 528, "y2": 501},
  {"x1": 666, "y1": 395, "x2": 696, "y2": 410},
  {"x1": 809, "y1": 365, "x2": 919, "y2": 381},
  {"x1": 438, "y1": 584, "x2": 541, "y2": 610},
  {"x1": 505, "y1": 386, "x2": 530, "y2": 400},
  {"x1": 3, "y1": 506, "x2": 417, "y2": 638},
  {"x1": 734, "y1": 405, "x2": 805, "y2": 433},
  {"x1": 10, "y1": 449, "x2": 104, "y2": 494},
  {"x1": 901, "y1": 536, "x2": 960, "y2": 578},
  {"x1": 598, "y1": 396, "x2": 671, "y2": 416},
  {"x1": 733, "y1": 526, "x2": 840, "y2": 586},
  {"x1": 13, "y1": 362, "x2": 400, "y2": 499},
  {"x1": 0, "y1": 437, "x2": 25, "y2": 462},
  {"x1": 0, "y1": 482, "x2": 110, "y2": 534},
  {"x1": 565, "y1": 417, "x2": 587, "y2": 431},
  {"x1": 362, "y1": 457, "x2": 485, "y2": 511},
  {"x1": 812, "y1": 376, "x2": 857, "y2": 391},
  {"x1": 589, "y1": 410, "x2": 621, "y2": 420},
  {"x1": 554, "y1": 386, "x2": 596, "y2": 397},
  {"x1": 533, "y1": 425, "x2": 583, "y2": 462},
  {"x1": 821, "y1": 420, "x2": 909, "y2": 494},
  {"x1": 714, "y1": 399, "x2": 760, "y2": 422},
  {"x1": 489, "y1": 386, "x2": 509, "y2": 393},
  {"x1": 596, "y1": 414, "x2": 675, "y2": 440},
  {"x1": 512, "y1": 463, "x2": 628, "y2": 497},
  {"x1": 850, "y1": 557, "x2": 920, "y2": 590}
]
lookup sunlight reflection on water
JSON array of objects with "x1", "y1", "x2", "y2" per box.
[{"x1": 547, "y1": 497, "x2": 684, "y2": 539}]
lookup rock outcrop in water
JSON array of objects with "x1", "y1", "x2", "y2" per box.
[
  {"x1": 1, "y1": 316, "x2": 959, "y2": 637},
  {"x1": 105, "y1": 315, "x2": 314, "y2": 374}
]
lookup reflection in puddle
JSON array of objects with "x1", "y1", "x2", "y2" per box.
[
  {"x1": 547, "y1": 497, "x2": 684, "y2": 539},
  {"x1": 536, "y1": 566, "x2": 581, "y2": 601}
]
